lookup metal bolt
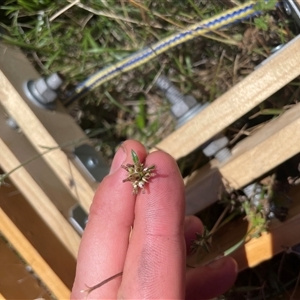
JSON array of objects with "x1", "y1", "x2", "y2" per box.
[
  {"x1": 156, "y1": 75, "x2": 186, "y2": 106},
  {"x1": 155, "y1": 76, "x2": 207, "y2": 128},
  {"x1": 214, "y1": 147, "x2": 232, "y2": 163},
  {"x1": 202, "y1": 136, "x2": 231, "y2": 163},
  {"x1": 24, "y1": 73, "x2": 63, "y2": 109},
  {"x1": 202, "y1": 135, "x2": 265, "y2": 205}
]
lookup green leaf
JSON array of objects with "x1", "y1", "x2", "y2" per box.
[
  {"x1": 254, "y1": 17, "x2": 268, "y2": 31},
  {"x1": 254, "y1": 1, "x2": 277, "y2": 11},
  {"x1": 135, "y1": 99, "x2": 146, "y2": 131},
  {"x1": 131, "y1": 150, "x2": 140, "y2": 165},
  {"x1": 259, "y1": 108, "x2": 284, "y2": 115}
]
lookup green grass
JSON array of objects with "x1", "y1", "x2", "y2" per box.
[
  {"x1": 1, "y1": 1, "x2": 300, "y2": 299},
  {"x1": 0, "y1": 0, "x2": 292, "y2": 158}
]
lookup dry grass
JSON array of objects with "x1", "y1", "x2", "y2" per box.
[{"x1": 1, "y1": 1, "x2": 300, "y2": 299}]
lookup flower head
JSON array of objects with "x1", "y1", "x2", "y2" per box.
[{"x1": 122, "y1": 150, "x2": 155, "y2": 194}]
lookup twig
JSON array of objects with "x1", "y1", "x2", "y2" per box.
[
  {"x1": 81, "y1": 272, "x2": 123, "y2": 298},
  {"x1": 66, "y1": 0, "x2": 162, "y2": 28},
  {"x1": 49, "y1": 0, "x2": 80, "y2": 22}
]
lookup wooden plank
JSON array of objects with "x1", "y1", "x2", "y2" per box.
[
  {"x1": 220, "y1": 102, "x2": 300, "y2": 189},
  {"x1": 154, "y1": 35, "x2": 300, "y2": 160},
  {"x1": 184, "y1": 161, "x2": 222, "y2": 215},
  {"x1": 233, "y1": 184, "x2": 300, "y2": 271},
  {"x1": 0, "y1": 138, "x2": 80, "y2": 258},
  {"x1": 185, "y1": 102, "x2": 300, "y2": 213},
  {"x1": 0, "y1": 237, "x2": 52, "y2": 300},
  {"x1": 0, "y1": 180, "x2": 76, "y2": 289},
  {"x1": 189, "y1": 184, "x2": 300, "y2": 271},
  {"x1": 0, "y1": 209, "x2": 71, "y2": 299},
  {"x1": 0, "y1": 104, "x2": 77, "y2": 218},
  {"x1": 0, "y1": 43, "x2": 96, "y2": 213}
]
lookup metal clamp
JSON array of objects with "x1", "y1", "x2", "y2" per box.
[
  {"x1": 283, "y1": 0, "x2": 300, "y2": 27},
  {"x1": 73, "y1": 143, "x2": 109, "y2": 182},
  {"x1": 69, "y1": 204, "x2": 88, "y2": 235}
]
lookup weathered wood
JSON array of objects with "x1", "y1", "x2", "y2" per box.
[
  {"x1": 155, "y1": 35, "x2": 300, "y2": 160},
  {"x1": 189, "y1": 184, "x2": 300, "y2": 271},
  {"x1": 220, "y1": 102, "x2": 300, "y2": 189},
  {"x1": 0, "y1": 238, "x2": 52, "y2": 300},
  {"x1": 0, "y1": 103, "x2": 78, "y2": 217},
  {"x1": 185, "y1": 102, "x2": 300, "y2": 213},
  {"x1": 0, "y1": 42, "x2": 96, "y2": 213},
  {"x1": 184, "y1": 160, "x2": 222, "y2": 215},
  {"x1": 0, "y1": 208, "x2": 71, "y2": 299},
  {"x1": 0, "y1": 138, "x2": 80, "y2": 258},
  {"x1": 0, "y1": 180, "x2": 76, "y2": 289}
]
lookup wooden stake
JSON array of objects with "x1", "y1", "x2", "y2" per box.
[
  {"x1": 0, "y1": 208, "x2": 71, "y2": 299},
  {"x1": 0, "y1": 43, "x2": 96, "y2": 213},
  {"x1": 0, "y1": 138, "x2": 80, "y2": 258}
]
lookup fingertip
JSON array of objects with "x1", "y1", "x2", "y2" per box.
[
  {"x1": 109, "y1": 140, "x2": 147, "y2": 174},
  {"x1": 72, "y1": 140, "x2": 148, "y2": 299},
  {"x1": 137, "y1": 150, "x2": 185, "y2": 235},
  {"x1": 119, "y1": 150, "x2": 186, "y2": 299},
  {"x1": 90, "y1": 139, "x2": 147, "y2": 216}
]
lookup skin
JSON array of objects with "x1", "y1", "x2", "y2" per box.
[{"x1": 71, "y1": 140, "x2": 237, "y2": 299}]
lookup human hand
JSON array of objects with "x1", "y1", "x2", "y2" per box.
[{"x1": 71, "y1": 140, "x2": 237, "y2": 299}]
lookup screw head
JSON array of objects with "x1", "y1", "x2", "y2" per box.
[{"x1": 87, "y1": 157, "x2": 99, "y2": 168}]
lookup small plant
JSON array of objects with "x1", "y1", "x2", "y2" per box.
[
  {"x1": 122, "y1": 150, "x2": 155, "y2": 194},
  {"x1": 190, "y1": 227, "x2": 212, "y2": 255}
]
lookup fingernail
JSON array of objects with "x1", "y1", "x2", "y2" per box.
[
  {"x1": 207, "y1": 257, "x2": 226, "y2": 269},
  {"x1": 109, "y1": 143, "x2": 127, "y2": 174}
]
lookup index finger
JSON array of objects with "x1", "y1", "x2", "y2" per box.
[
  {"x1": 71, "y1": 140, "x2": 147, "y2": 299},
  {"x1": 118, "y1": 150, "x2": 186, "y2": 299}
]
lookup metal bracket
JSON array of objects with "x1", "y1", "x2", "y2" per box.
[
  {"x1": 69, "y1": 204, "x2": 88, "y2": 235},
  {"x1": 283, "y1": 0, "x2": 300, "y2": 27},
  {"x1": 74, "y1": 143, "x2": 109, "y2": 182}
]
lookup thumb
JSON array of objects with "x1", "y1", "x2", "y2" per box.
[{"x1": 186, "y1": 256, "x2": 238, "y2": 299}]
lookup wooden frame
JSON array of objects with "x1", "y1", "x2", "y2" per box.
[
  {"x1": 188, "y1": 184, "x2": 300, "y2": 272},
  {"x1": 0, "y1": 42, "x2": 96, "y2": 213},
  {"x1": 0, "y1": 42, "x2": 93, "y2": 298},
  {"x1": 155, "y1": 35, "x2": 300, "y2": 160},
  {"x1": 0, "y1": 29, "x2": 300, "y2": 298},
  {"x1": 0, "y1": 207, "x2": 70, "y2": 299},
  {"x1": 185, "y1": 102, "x2": 300, "y2": 213}
]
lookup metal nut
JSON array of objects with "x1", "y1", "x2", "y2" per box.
[
  {"x1": 155, "y1": 75, "x2": 204, "y2": 124},
  {"x1": 171, "y1": 95, "x2": 197, "y2": 118},
  {"x1": 35, "y1": 78, "x2": 58, "y2": 103},
  {"x1": 25, "y1": 73, "x2": 63, "y2": 109},
  {"x1": 202, "y1": 136, "x2": 229, "y2": 157}
]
